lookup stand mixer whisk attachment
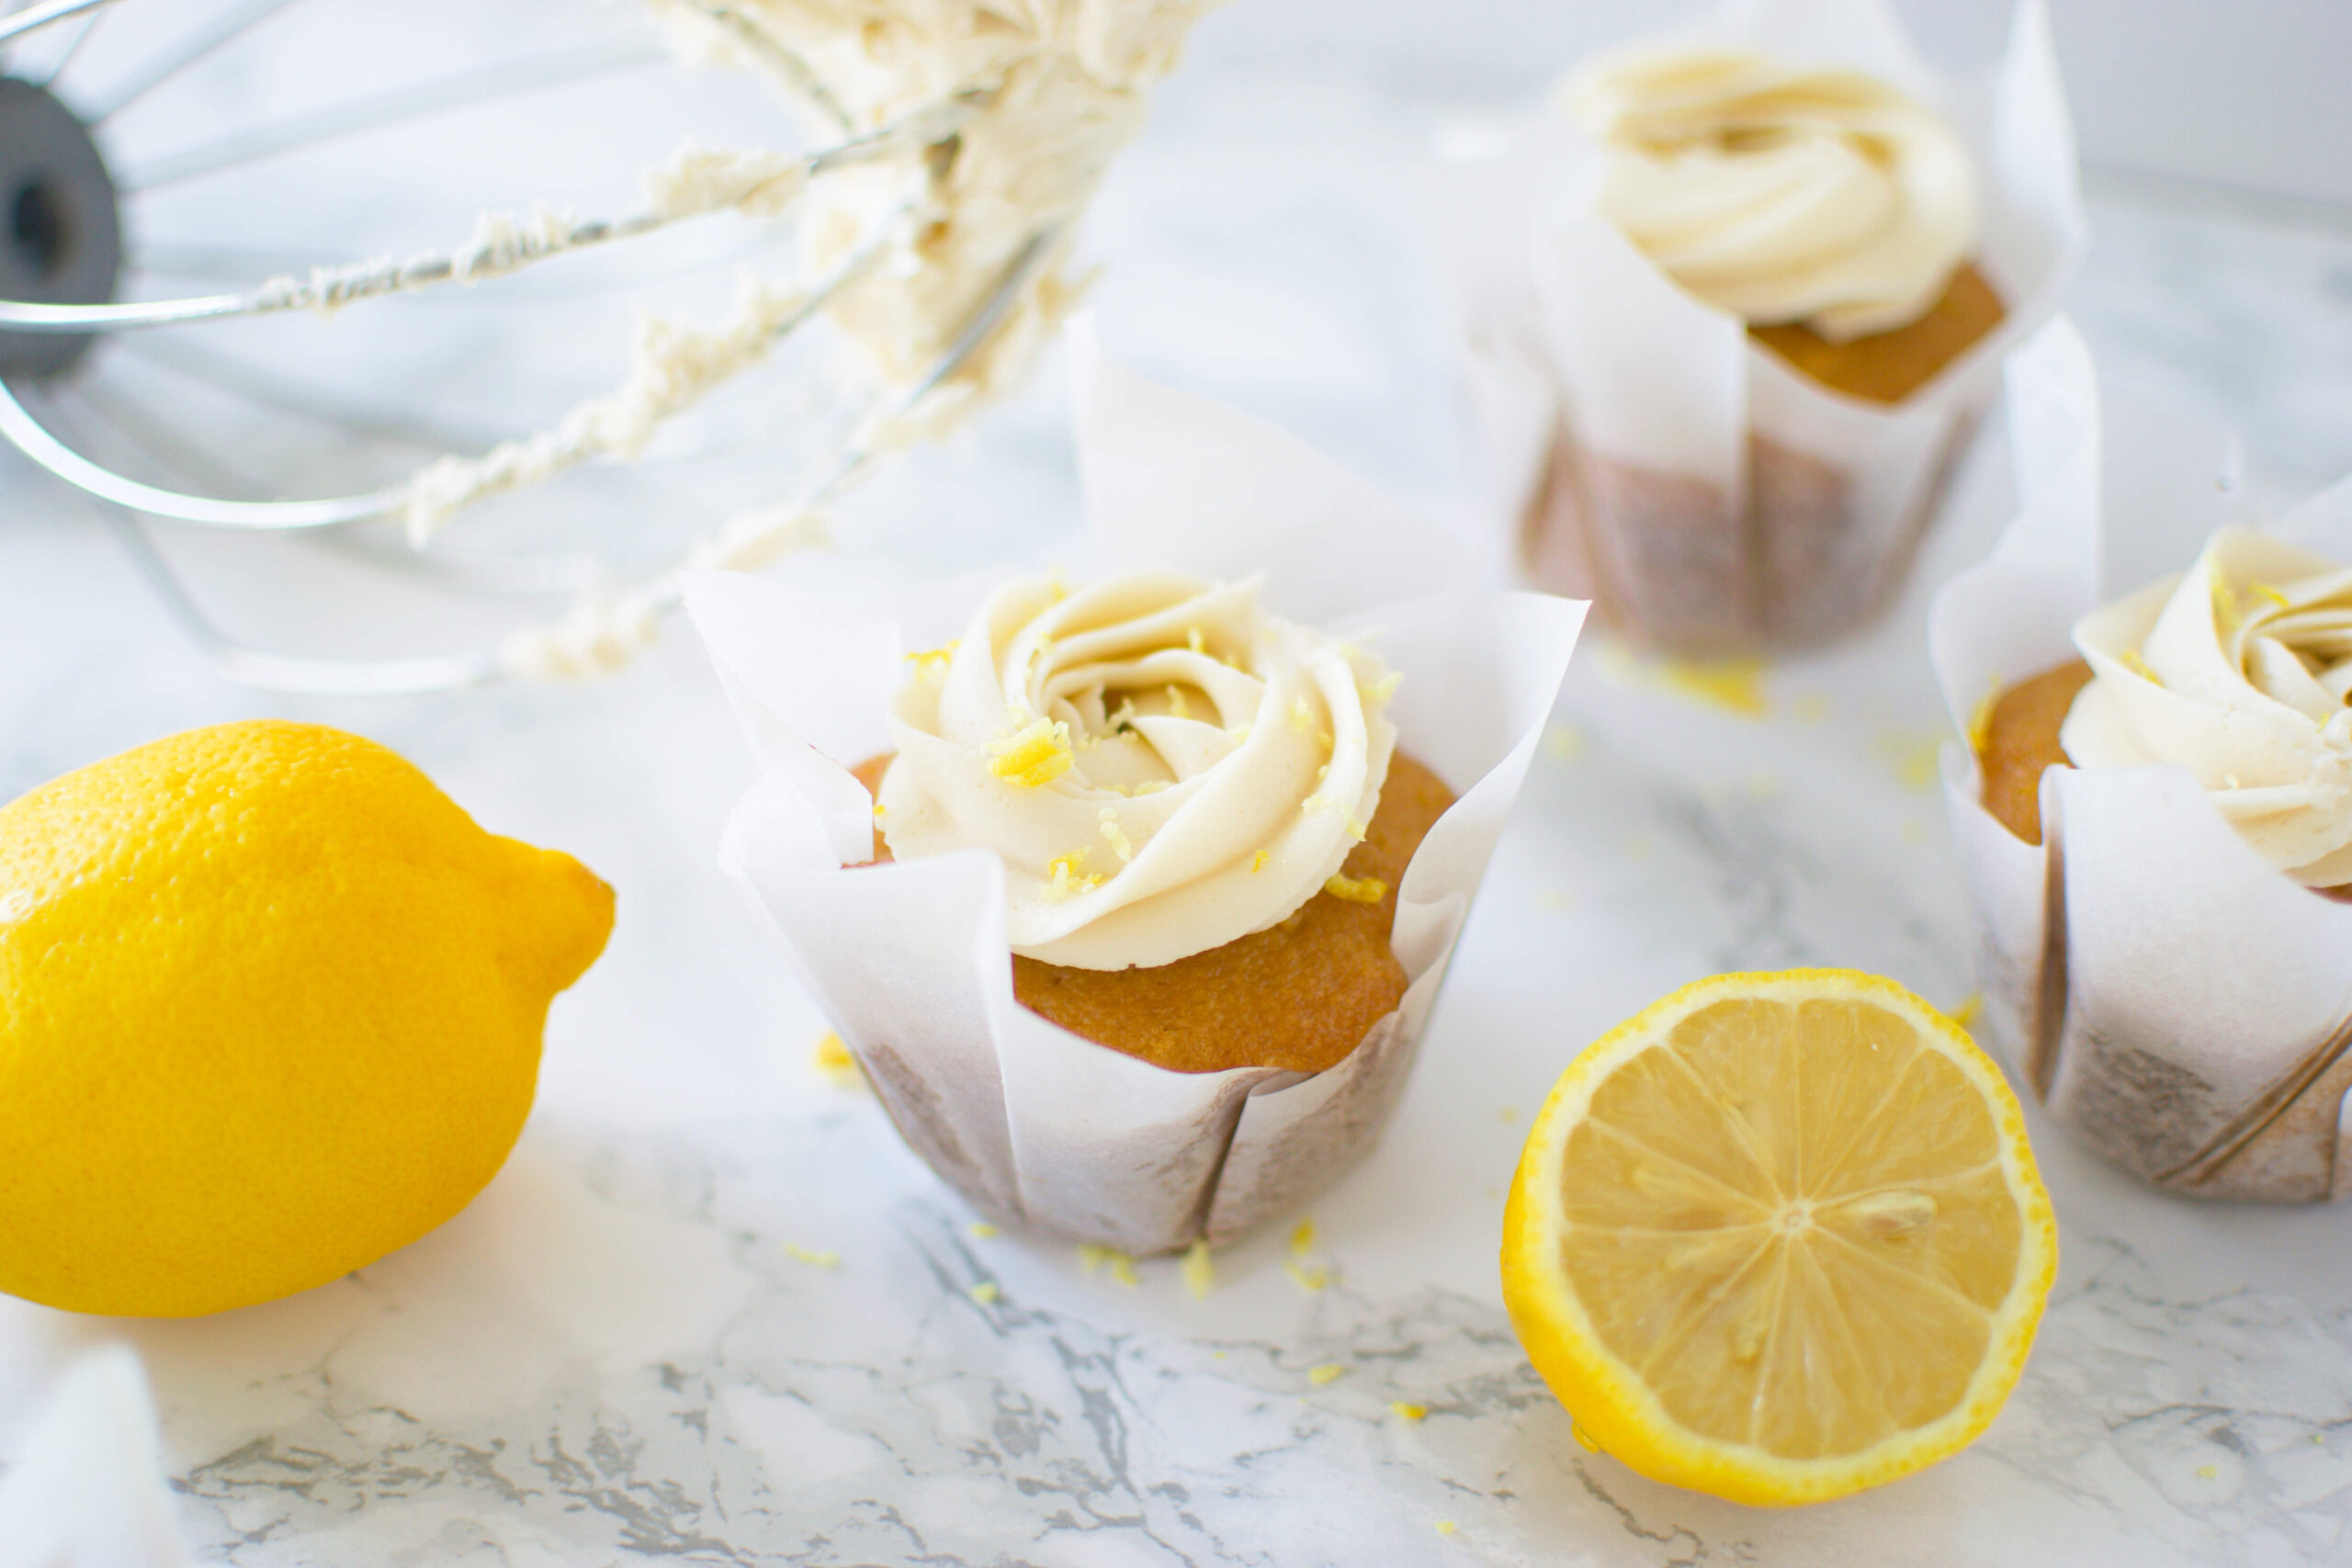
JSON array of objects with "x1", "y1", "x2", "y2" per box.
[{"x1": 0, "y1": 0, "x2": 1218, "y2": 693}]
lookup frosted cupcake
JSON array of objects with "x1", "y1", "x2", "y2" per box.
[
  {"x1": 1441, "y1": 0, "x2": 2082, "y2": 655},
  {"x1": 689, "y1": 328, "x2": 1584, "y2": 1250},
  {"x1": 1936, "y1": 319, "x2": 2352, "y2": 1201},
  {"x1": 854, "y1": 570, "x2": 1454, "y2": 1077}
]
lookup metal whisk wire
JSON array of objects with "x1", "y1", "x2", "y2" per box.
[{"x1": 0, "y1": 0, "x2": 1080, "y2": 694}]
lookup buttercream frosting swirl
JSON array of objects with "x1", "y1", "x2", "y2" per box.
[
  {"x1": 876, "y1": 572, "x2": 1399, "y2": 969},
  {"x1": 2063, "y1": 527, "x2": 2352, "y2": 886},
  {"x1": 1562, "y1": 44, "x2": 1979, "y2": 342}
]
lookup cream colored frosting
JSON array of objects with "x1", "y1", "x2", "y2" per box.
[
  {"x1": 1562, "y1": 44, "x2": 1979, "y2": 342},
  {"x1": 876, "y1": 572, "x2": 1399, "y2": 970},
  {"x1": 649, "y1": 0, "x2": 1220, "y2": 417},
  {"x1": 2063, "y1": 527, "x2": 2352, "y2": 886}
]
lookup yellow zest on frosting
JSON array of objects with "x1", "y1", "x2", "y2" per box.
[
  {"x1": 1369, "y1": 670, "x2": 1403, "y2": 705},
  {"x1": 1324, "y1": 873, "x2": 1386, "y2": 903},
  {"x1": 876, "y1": 572, "x2": 1399, "y2": 968},
  {"x1": 904, "y1": 639, "x2": 960, "y2": 672},
  {"x1": 2064, "y1": 526, "x2": 2352, "y2": 885},
  {"x1": 1043, "y1": 850, "x2": 1102, "y2": 900},
  {"x1": 1345, "y1": 817, "x2": 1369, "y2": 842},
  {"x1": 989, "y1": 715, "x2": 1076, "y2": 787}
]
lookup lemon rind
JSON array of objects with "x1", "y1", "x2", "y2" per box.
[{"x1": 1501, "y1": 968, "x2": 2059, "y2": 1506}]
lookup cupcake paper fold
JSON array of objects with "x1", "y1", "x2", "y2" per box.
[
  {"x1": 689, "y1": 326, "x2": 1585, "y2": 1251},
  {"x1": 1930, "y1": 316, "x2": 2352, "y2": 1201},
  {"x1": 1437, "y1": 0, "x2": 2085, "y2": 654}
]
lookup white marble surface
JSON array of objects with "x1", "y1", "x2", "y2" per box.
[{"x1": 8, "y1": 6, "x2": 2352, "y2": 1564}]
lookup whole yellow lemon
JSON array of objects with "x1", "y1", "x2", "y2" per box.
[{"x1": 0, "y1": 720, "x2": 615, "y2": 1316}]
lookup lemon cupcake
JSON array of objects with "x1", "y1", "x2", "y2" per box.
[
  {"x1": 1936, "y1": 319, "x2": 2352, "y2": 1201},
  {"x1": 689, "y1": 330, "x2": 1584, "y2": 1250},
  {"x1": 1442, "y1": 0, "x2": 2082, "y2": 654}
]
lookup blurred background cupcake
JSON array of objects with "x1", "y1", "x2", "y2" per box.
[{"x1": 1438, "y1": 0, "x2": 2085, "y2": 657}]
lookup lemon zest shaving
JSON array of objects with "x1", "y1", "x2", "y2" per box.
[
  {"x1": 1043, "y1": 851, "x2": 1102, "y2": 901},
  {"x1": 1187, "y1": 626, "x2": 1204, "y2": 654},
  {"x1": 1251, "y1": 849, "x2": 1269, "y2": 874},
  {"x1": 1435, "y1": 1521, "x2": 1457, "y2": 1538},
  {"x1": 1133, "y1": 778, "x2": 1170, "y2": 796},
  {"x1": 902, "y1": 640, "x2": 959, "y2": 673},
  {"x1": 1291, "y1": 694, "x2": 1317, "y2": 733},
  {"x1": 1966, "y1": 685, "x2": 1999, "y2": 754},
  {"x1": 1077, "y1": 1243, "x2": 1139, "y2": 1286},
  {"x1": 1324, "y1": 873, "x2": 1386, "y2": 903},
  {"x1": 1658, "y1": 657, "x2": 1767, "y2": 716},
  {"x1": 1166, "y1": 684, "x2": 1189, "y2": 719},
  {"x1": 2253, "y1": 581, "x2": 2292, "y2": 610},
  {"x1": 2123, "y1": 649, "x2": 2162, "y2": 685},
  {"x1": 989, "y1": 716, "x2": 1075, "y2": 787},
  {"x1": 784, "y1": 1242, "x2": 841, "y2": 1269},
  {"x1": 1390, "y1": 1401, "x2": 1428, "y2": 1422},
  {"x1": 1345, "y1": 817, "x2": 1368, "y2": 843},
  {"x1": 1307, "y1": 1363, "x2": 1347, "y2": 1386},
  {"x1": 1182, "y1": 1238, "x2": 1213, "y2": 1301},
  {"x1": 968, "y1": 1222, "x2": 999, "y2": 1239},
  {"x1": 811, "y1": 1032, "x2": 864, "y2": 1090},
  {"x1": 1290, "y1": 1219, "x2": 1316, "y2": 1255},
  {"x1": 968, "y1": 1280, "x2": 1000, "y2": 1304},
  {"x1": 1098, "y1": 808, "x2": 1134, "y2": 863},
  {"x1": 1370, "y1": 671, "x2": 1403, "y2": 705}
]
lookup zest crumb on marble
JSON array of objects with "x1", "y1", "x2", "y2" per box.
[
  {"x1": 783, "y1": 1242, "x2": 841, "y2": 1269},
  {"x1": 968, "y1": 1222, "x2": 999, "y2": 1239},
  {"x1": 1182, "y1": 1239, "x2": 1214, "y2": 1301},
  {"x1": 1077, "y1": 1243, "x2": 1139, "y2": 1287},
  {"x1": 1307, "y1": 1363, "x2": 1347, "y2": 1386},
  {"x1": 1389, "y1": 1402, "x2": 1428, "y2": 1421},
  {"x1": 968, "y1": 1280, "x2": 1000, "y2": 1304}
]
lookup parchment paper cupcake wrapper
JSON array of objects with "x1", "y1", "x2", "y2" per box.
[
  {"x1": 1434, "y1": 0, "x2": 2086, "y2": 655},
  {"x1": 1930, "y1": 317, "x2": 2352, "y2": 1202},
  {"x1": 687, "y1": 325, "x2": 1586, "y2": 1253}
]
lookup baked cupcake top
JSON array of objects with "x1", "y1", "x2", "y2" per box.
[
  {"x1": 2064, "y1": 527, "x2": 2352, "y2": 886},
  {"x1": 1561, "y1": 43, "x2": 1979, "y2": 342},
  {"x1": 876, "y1": 571, "x2": 1400, "y2": 970}
]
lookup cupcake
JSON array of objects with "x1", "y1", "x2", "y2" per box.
[
  {"x1": 688, "y1": 326, "x2": 1585, "y2": 1251},
  {"x1": 1439, "y1": 0, "x2": 2083, "y2": 655},
  {"x1": 1935, "y1": 318, "x2": 2352, "y2": 1202}
]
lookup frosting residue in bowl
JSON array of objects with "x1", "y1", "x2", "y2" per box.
[
  {"x1": 876, "y1": 571, "x2": 1399, "y2": 969},
  {"x1": 2064, "y1": 526, "x2": 2352, "y2": 886},
  {"x1": 1561, "y1": 43, "x2": 1979, "y2": 342}
]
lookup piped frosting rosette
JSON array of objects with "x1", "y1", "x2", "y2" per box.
[
  {"x1": 1433, "y1": 0, "x2": 2085, "y2": 654},
  {"x1": 1930, "y1": 316, "x2": 2352, "y2": 1201},
  {"x1": 688, "y1": 325, "x2": 1584, "y2": 1250}
]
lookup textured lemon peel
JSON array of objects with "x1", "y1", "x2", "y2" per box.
[
  {"x1": 1390, "y1": 1402, "x2": 1428, "y2": 1421},
  {"x1": 784, "y1": 1242, "x2": 842, "y2": 1269},
  {"x1": 1307, "y1": 1363, "x2": 1348, "y2": 1386},
  {"x1": 1323, "y1": 873, "x2": 1386, "y2": 904},
  {"x1": 1250, "y1": 850, "x2": 1269, "y2": 874},
  {"x1": 1098, "y1": 810, "x2": 1134, "y2": 863}
]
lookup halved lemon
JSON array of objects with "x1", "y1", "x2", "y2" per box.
[{"x1": 1501, "y1": 970, "x2": 2056, "y2": 1506}]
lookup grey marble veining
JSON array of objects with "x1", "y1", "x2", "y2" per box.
[{"x1": 6, "y1": 21, "x2": 2352, "y2": 1567}]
